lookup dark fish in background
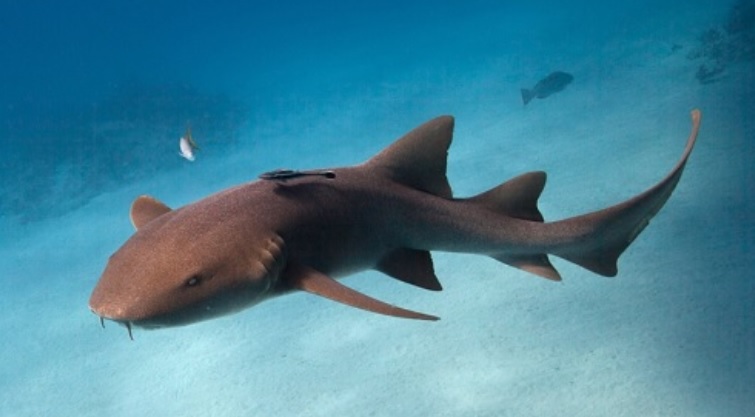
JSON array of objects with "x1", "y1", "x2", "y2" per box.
[{"x1": 521, "y1": 71, "x2": 574, "y2": 105}]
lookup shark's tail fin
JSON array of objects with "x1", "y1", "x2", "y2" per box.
[
  {"x1": 521, "y1": 88, "x2": 535, "y2": 105},
  {"x1": 548, "y1": 110, "x2": 701, "y2": 277},
  {"x1": 480, "y1": 110, "x2": 699, "y2": 281}
]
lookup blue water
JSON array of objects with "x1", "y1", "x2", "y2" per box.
[{"x1": 1, "y1": 1, "x2": 753, "y2": 416}]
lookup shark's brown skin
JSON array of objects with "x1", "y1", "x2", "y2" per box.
[{"x1": 89, "y1": 110, "x2": 701, "y2": 335}]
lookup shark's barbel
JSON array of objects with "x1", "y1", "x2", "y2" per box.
[{"x1": 89, "y1": 110, "x2": 701, "y2": 336}]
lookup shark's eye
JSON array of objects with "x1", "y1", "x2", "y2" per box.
[{"x1": 185, "y1": 275, "x2": 202, "y2": 287}]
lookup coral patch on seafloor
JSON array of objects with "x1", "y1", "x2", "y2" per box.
[{"x1": 687, "y1": 0, "x2": 755, "y2": 83}]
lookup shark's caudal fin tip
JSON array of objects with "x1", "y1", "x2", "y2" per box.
[{"x1": 690, "y1": 108, "x2": 701, "y2": 124}]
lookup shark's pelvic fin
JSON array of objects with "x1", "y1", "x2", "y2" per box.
[
  {"x1": 375, "y1": 248, "x2": 443, "y2": 291},
  {"x1": 284, "y1": 263, "x2": 439, "y2": 321},
  {"x1": 365, "y1": 115, "x2": 454, "y2": 198},
  {"x1": 130, "y1": 195, "x2": 172, "y2": 230}
]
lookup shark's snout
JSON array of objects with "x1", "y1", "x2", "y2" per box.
[
  {"x1": 88, "y1": 286, "x2": 149, "y2": 338},
  {"x1": 90, "y1": 301, "x2": 171, "y2": 340},
  {"x1": 89, "y1": 302, "x2": 124, "y2": 320},
  {"x1": 88, "y1": 286, "x2": 132, "y2": 321}
]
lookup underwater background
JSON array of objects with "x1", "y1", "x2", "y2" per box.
[{"x1": 1, "y1": 0, "x2": 753, "y2": 416}]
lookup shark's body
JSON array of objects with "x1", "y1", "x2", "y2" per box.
[{"x1": 90, "y1": 111, "x2": 701, "y2": 335}]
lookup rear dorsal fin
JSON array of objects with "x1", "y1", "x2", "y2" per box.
[
  {"x1": 470, "y1": 171, "x2": 546, "y2": 222},
  {"x1": 471, "y1": 171, "x2": 559, "y2": 280},
  {"x1": 130, "y1": 195, "x2": 172, "y2": 230},
  {"x1": 365, "y1": 116, "x2": 454, "y2": 198}
]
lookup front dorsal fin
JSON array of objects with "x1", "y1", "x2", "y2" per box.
[
  {"x1": 365, "y1": 116, "x2": 454, "y2": 198},
  {"x1": 375, "y1": 248, "x2": 443, "y2": 291},
  {"x1": 284, "y1": 263, "x2": 439, "y2": 321},
  {"x1": 130, "y1": 195, "x2": 172, "y2": 230}
]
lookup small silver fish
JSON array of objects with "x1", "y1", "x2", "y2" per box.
[{"x1": 179, "y1": 126, "x2": 199, "y2": 161}]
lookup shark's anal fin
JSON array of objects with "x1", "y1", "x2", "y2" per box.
[
  {"x1": 493, "y1": 254, "x2": 561, "y2": 281},
  {"x1": 284, "y1": 263, "x2": 439, "y2": 321},
  {"x1": 376, "y1": 248, "x2": 443, "y2": 290},
  {"x1": 130, "y1": 195, "x2": 172, "y2": 230}
]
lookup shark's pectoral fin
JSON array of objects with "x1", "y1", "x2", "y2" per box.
[
  {"x1": 130, "y1": 195, "x2": 172, "y2": 229},
  {"x1": 492, "y1": 254, "x2": 561, "y2": 281},
  {"x1": 283, "y1": 263, "x2": 439, "y2": 321},
  {"x1": 376, "y1": 248, "x2": 443, "y2": 290}
]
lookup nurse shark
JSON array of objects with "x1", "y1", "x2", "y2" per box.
[{"x1": 89, "y1": 110, "x2": 701, "y2": 338}]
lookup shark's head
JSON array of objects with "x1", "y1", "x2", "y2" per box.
[{"x1": 89, "y1": 194, "x2": 286, "y2": 332}]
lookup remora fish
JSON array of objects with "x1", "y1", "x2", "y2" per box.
[
  {"x1": 521, "y1": 71, "x2": 574, "y2": 105},
  {"x1": 89, "y1": 111, "x2": 701, "y2": 337},
  {"x1": 178, "y1": 126, "x2": 199, "y2": 161}
]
